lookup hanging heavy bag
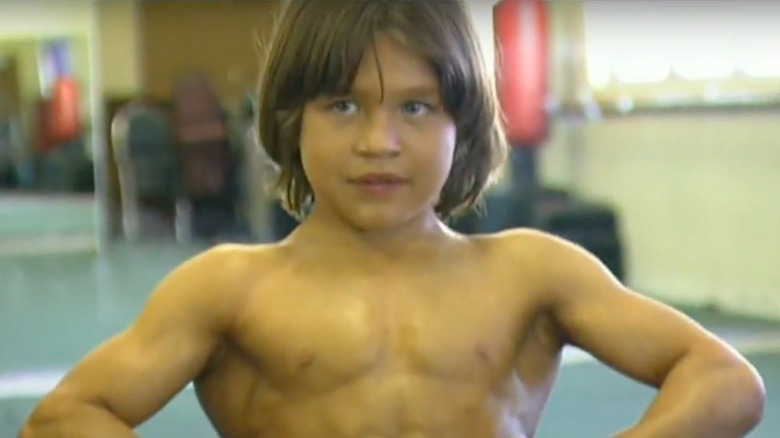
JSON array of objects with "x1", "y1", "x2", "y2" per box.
[{"x1": 49, "y1": 76, "x2": 81, "y2": 144}]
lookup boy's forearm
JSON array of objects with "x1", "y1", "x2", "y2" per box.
[
  {"x1": 19, "y1": 401, "x2": 139, "y2": 438},
  {"x1": 612, "y1": 354, "x2": 765, "y2": 438}
]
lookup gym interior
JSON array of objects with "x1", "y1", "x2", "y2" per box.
[{"x1": 1, "y1": 1, "x2": 778, "y2": 437}]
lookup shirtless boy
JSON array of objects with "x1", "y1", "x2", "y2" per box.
[{"x1": 20, "y1": 1, "x2": 765, "y2": 437}]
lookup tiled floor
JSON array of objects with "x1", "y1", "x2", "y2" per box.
[{"x1": 2, "y1": 243, "x2": 779, "y2": 437}]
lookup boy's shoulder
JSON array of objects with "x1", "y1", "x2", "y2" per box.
[
  {"x1": 194, "y1": 241, "x2": 285, "y2": 276},
  {"x1": 152, "y1": 242, "x2": 292, "y2": 320},
  {"x1": 169, "y1": 242, "x2": 284, "y2": 297},
  {"x1": 484, "y1": 226, "x2": 626, "y2": 304},
  {"x1": 474, "y1": 227, "x2": 594, "y2": 296},
  {"x1": 476, "y1": 226, "x2": 573, "y2": 260}
]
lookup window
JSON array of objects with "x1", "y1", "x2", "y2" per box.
[{"x1": 582, "y1": 1, "x2": 780, "y2": 108}]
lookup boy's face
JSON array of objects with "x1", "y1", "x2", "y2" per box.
[{"x1": 300, "y1": 36, "x2": 456, "y2": 231}]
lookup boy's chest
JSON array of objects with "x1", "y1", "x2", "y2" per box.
[{"x1": 230, "y1": 271, "x2": 536, "y2": 391}]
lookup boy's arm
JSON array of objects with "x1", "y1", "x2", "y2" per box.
[
  {"x1": 19, "y1": 245, "x2": 248, "y2": 438},
  {"x1": 524, "y1": 231, "x2": 765, "y2": 438}
]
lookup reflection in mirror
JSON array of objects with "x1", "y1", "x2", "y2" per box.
[{"x1": 0, "y1": 35, "x2": 96, "y2": 255}]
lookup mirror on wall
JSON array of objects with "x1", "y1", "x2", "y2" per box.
[{"x1": 0, "y1": 35, "x2": 96, "y2": 252}]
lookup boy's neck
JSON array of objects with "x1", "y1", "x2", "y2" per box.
[{"x1": 290, "y1": 207, "x2": 453, "y2": 260}]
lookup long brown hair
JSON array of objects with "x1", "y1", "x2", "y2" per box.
[{"x1": 257, "y1": 1, "x2": 508, "y2": 220}]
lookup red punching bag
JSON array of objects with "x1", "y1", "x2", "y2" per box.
[
  {"x1": 495, "y1": 0, "x2": 550, "y2": 147},
  {"x1": 48, "y1": 76, "x2": 81, "y2": 145}
]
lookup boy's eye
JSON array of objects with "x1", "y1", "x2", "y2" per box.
[
  {"x1": 325, "y1": 99, "x2": 433, "y2": 118},
  {"x1": 401, "y1": 101, "x2": 433, "y2": 117},
  {"x1": 330, "y1": 99, "x2": 358, "y2": 115}
]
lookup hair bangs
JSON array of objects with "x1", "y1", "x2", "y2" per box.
[{"x1": 282, "y1": 3, "x2": 385, "y2": 107}]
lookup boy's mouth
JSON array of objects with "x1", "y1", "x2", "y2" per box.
[
  {"x1": 349, "y1": 173, "x2": 409, "y2": 185},
  {"x1": 348, "y1": 173, "x2": 410, "y2": 197}
]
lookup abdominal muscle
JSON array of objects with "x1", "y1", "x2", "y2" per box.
[{"x1": 193, "y1": 353, "x2": 531, "y2": 438}]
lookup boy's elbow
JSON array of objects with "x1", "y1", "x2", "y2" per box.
[
  {"x1": 684, "y1": 342, "x2": 766, "y2": 434},
  {"x1": 717, "y1": 357, "x2": 766, "y2": 433},
  {"x1": 18, "y1": 396, "x2": 61, "y2": 437},
  {"x1": 18, "y1": 391, "x2": 83, "y2": 438},
  {"x1": 17, "y1": 423, "x2": 34, "y2": 438},
  {"x1": 738, "y1": 365, "x2": 766, "y2": 429},
  {"x1": 17, "y1": 388, "x2": 137, "y2": 438},
  {"x1": 17, "y1": 421, "x2": 45, "y2": 438},
  {"x1": 18, "y1": 411, "x2": 48, "y2": 438}
]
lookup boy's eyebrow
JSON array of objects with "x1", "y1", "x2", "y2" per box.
[
  {"x1": 350, "y1": 84, "x2": 442, "y2": 99},
  {"x1": 396, "y1": 85, "x2": 441, "y2": 97}
]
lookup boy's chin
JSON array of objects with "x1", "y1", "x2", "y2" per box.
[
  {"x1": 348, "y1": 212, "x2": 411, "y2": 234},
  {"x1": 342, "y1": 207, "x2": 427, "y2": 235}
]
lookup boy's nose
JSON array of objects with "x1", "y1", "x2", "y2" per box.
[{"x1": 355, "y1": 111, "x2": 401, "y2": 157}]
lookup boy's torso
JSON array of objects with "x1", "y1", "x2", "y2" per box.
[{"x1": 193, "y1": 233, "x2": 563, "y2": 438}]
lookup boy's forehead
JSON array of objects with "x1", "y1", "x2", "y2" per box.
[{"x1": 348, "y1": 36, "x2": 441, "y2": 98}]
